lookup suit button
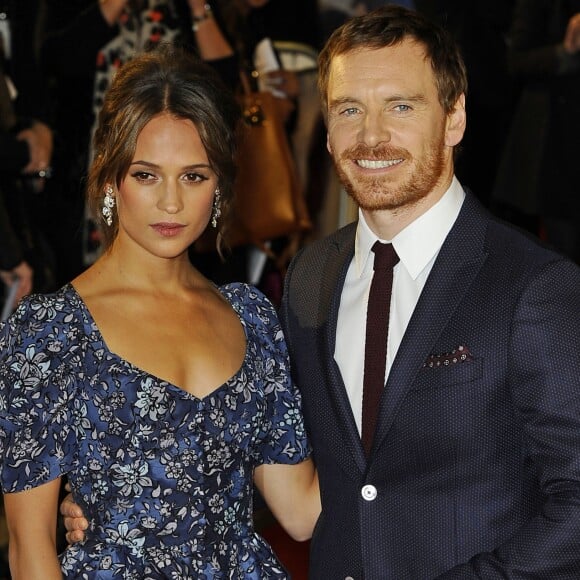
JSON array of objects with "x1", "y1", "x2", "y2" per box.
[
  {"x1": 345, "y1": 577, "x2": 355, "y2": 580},
  {"x1": 361, "y1": 484, "x2": 377, "y2": 501}
]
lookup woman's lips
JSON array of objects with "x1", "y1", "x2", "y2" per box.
[{"x1": 150, "y1": 223, "x2": 186, "y2": 237}]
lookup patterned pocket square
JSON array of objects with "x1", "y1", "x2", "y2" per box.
[{"x1": 423, "y1": 345, "x2": 474, "y2": 368}]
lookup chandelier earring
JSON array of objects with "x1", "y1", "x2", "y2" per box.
[
  {"x1": 102, "y1": 185, "x2": 116, "y2": 227},
  {"x1": 211, "y1": 187, "x2": 222, "y2": 228}
]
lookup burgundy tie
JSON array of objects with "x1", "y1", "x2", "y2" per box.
[{"x1": 362, "y1": 241, "x2": 399, "y2": 456}]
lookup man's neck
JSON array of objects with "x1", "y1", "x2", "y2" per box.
[{"x1": 361, "y1": 176, "x2": 454, "y2": 240}]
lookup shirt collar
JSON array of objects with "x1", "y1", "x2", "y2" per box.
[{"x1": 355, "y1": 176, "x2": 466, "y2": 279}]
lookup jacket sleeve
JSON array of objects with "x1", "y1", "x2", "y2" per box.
[{"x1": 437, "y1": 258, "x2": 580, "y2": 579}]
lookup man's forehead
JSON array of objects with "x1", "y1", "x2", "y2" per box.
[
  {"x1": 331, "y1": 38, "x2": 429, "y2": 68},
  {"x1": 328, "y1": 41, "x2": 433, "y2": 90}
]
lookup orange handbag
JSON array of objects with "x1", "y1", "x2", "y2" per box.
[{"x1": 196, "y1": 85, "x2": 311, "y2": 253}]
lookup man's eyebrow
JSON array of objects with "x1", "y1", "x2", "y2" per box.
[
  {"x1": 328, "y1": 93, "x2": 429, "y2": 111},
  {"x1": 384, "y1": 93, "x2": 428, "y2": 104},
  {"x1": 328, "y1": 96, "x2": 361, "y2": 109}
]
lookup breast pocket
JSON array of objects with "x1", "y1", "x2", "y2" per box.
[{"x1": 411, "y1": 357, "x2": 483, "y2": 392}]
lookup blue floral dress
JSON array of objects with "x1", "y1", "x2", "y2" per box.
[{"x1": 0, "y1": 283, "x2": 310, "y2": 579}]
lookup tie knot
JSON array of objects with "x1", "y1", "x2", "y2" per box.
[{"x1": 372, "y1": 241, "x2": 399, "y2": 270}]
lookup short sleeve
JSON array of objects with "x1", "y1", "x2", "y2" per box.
[
  {"x1": 227, "y1": 283, "x2": 311, "y2": 466},
  {"x1": 259, "y1": 341, "x2": 311, "y2": 466},
  {"x1": 0, "y1": 294, "x2": 80, "y2": 492}
]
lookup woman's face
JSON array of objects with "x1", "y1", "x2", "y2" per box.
[{"x1": 112, "y1": 112, "x2": 218, "y2": 259}]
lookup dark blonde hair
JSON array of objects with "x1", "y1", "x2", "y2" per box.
[
  {"x1": 87, "y1": 44, "x2": 241, "y2": 251},
  {"x1": 318, "y1": 5, "x2": 468, "y2": 119}
]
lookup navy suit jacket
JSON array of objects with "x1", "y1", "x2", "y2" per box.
[{"x1": 280, "y1": 192, "x2": 580, "y2": 579}]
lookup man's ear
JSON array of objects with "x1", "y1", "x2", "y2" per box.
[
  {"x1": 445, "y1": 93, "x2": 466, "y2": 147},
  {"x1": 326, "y1": 132, "x2": 332, "y2": 155}
]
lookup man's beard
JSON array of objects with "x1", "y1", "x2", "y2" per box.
[{"x1": 333, "y1": 137, "x2": 447, "y2": 212}]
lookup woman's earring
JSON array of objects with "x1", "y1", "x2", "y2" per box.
[
  {"x1": 102, "y1": 185, "x2": 115, "y2": 227},
  {"x1": 211, "y1": 188, "x2": 222, "y2": 228}
]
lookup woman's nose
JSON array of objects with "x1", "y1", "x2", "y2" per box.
[{"x1": 157, "y1": 181, "x2": 183, "y2": 213}]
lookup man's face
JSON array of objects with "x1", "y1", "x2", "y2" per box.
[{"x1": 325, "y1": 38, "x2": 465, "y2": 215}]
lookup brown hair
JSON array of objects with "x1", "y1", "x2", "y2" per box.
[
  {"x1": 318, "y1": 5, "x2": 468, "y2": 119},
  {"x1": 87, "y1": 44, "x2": 241, "y2": 252}
]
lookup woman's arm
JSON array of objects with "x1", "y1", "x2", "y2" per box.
[
  {"x1": 188, "y1": 0, "x2": 241, "y2": 90},
  {"x1": 188, "y1": 0, "x2": 235, "y2": 61},
  {"x1": 508, "y1": 0, "x2": 580, "y2": 78},
  {"x1": 3, "y1": 478, "x2": 63, "y2": 579},
  {"x1": 99, "y1": 0, "x2": 129, "y2": 26},
  {"x1": 254, "y1": 457, "x2": 320, "y2": 542}
]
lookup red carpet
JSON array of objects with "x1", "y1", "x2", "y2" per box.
[{"x1": 261, "y1": 523, "x2": 310, "y2": 579}]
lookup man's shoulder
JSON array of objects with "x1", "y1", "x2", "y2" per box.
[
  {"x1": 461, "y1": 192, "x2": 571, "y2": 272},
  {"x1": 466, "y1": 205, "x2": 579, "y2": 300},
  {"x1": 295, "y1": 222, "x2": 357, "y2": 264},
  {"x1": 284, "y1": 222, "x2": 356, "y2": 302},
  {"x1": 485, "y1": 212, "x2": 570, "y2": 267}
]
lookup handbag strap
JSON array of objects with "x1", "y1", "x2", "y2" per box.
[{"x1": 239, "y1": 67, "x2": 261, "y2": 96}]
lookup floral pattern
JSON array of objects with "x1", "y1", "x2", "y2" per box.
[
  {"x1": 0, "y1": 283, "x2": 309, "y2": 578},
  {"x1": 93, "y1": 1, "x2": 184, "y2": 131}
]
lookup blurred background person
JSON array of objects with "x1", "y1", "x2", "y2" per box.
[
  {"x1": 0, "y1": 197, "x2": 33, "y2": 313},
  {"x1": 492, "y1": 0, "x2": 580, "y2": 263},
  {"x1": 0, "y1": 0, "x2": 55, "y2": 312}
]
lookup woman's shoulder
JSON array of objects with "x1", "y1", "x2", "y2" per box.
[
  {"x1": 219, "y1": 282, "x2": 287, "y2": 355},
  {"x1": 220, "y1": 281, "x2": 281, "y2": 324},
  {"x1": 9, "y1": 284, "x2": 79, "y2": 321},
  {"x1": 219, "y1": 282, "x2": 278, "y2": 319},
  {"x1": 1, "y1": 284, "x2": 84, "y2": 348}
]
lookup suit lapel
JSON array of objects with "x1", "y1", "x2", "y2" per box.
[
  {"x1": 317, "y1": 223, "x2": 368, "y2": 473},
  {"x1": 372, "y1": 194, "x2": 490, "y2": 455}
]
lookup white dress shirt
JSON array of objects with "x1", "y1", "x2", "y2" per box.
[{"x1": 334, "y1": 177, "x2": 466, "y2": 434}]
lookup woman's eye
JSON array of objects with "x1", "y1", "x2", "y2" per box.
[
  {"x1": 183, "y1": 172, "x2": 207, "y2": 183},
  {"x1": 131, "y1": 171, "x2": 155, "y2": 182}
]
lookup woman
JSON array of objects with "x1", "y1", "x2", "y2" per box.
[
  {"x1": 0, "y1": 45, "x2": 319, "y2": 578},
  {"x1": 41, "y1": 0, "x2": 239, "y2": 285}
]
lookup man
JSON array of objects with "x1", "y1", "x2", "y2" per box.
[
  {"x1": 280, "y1": 6, "x2": 580, "y2": 579},
  {"x1": 61, "y1": 6, "x2": 580, "y2": 578}
]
